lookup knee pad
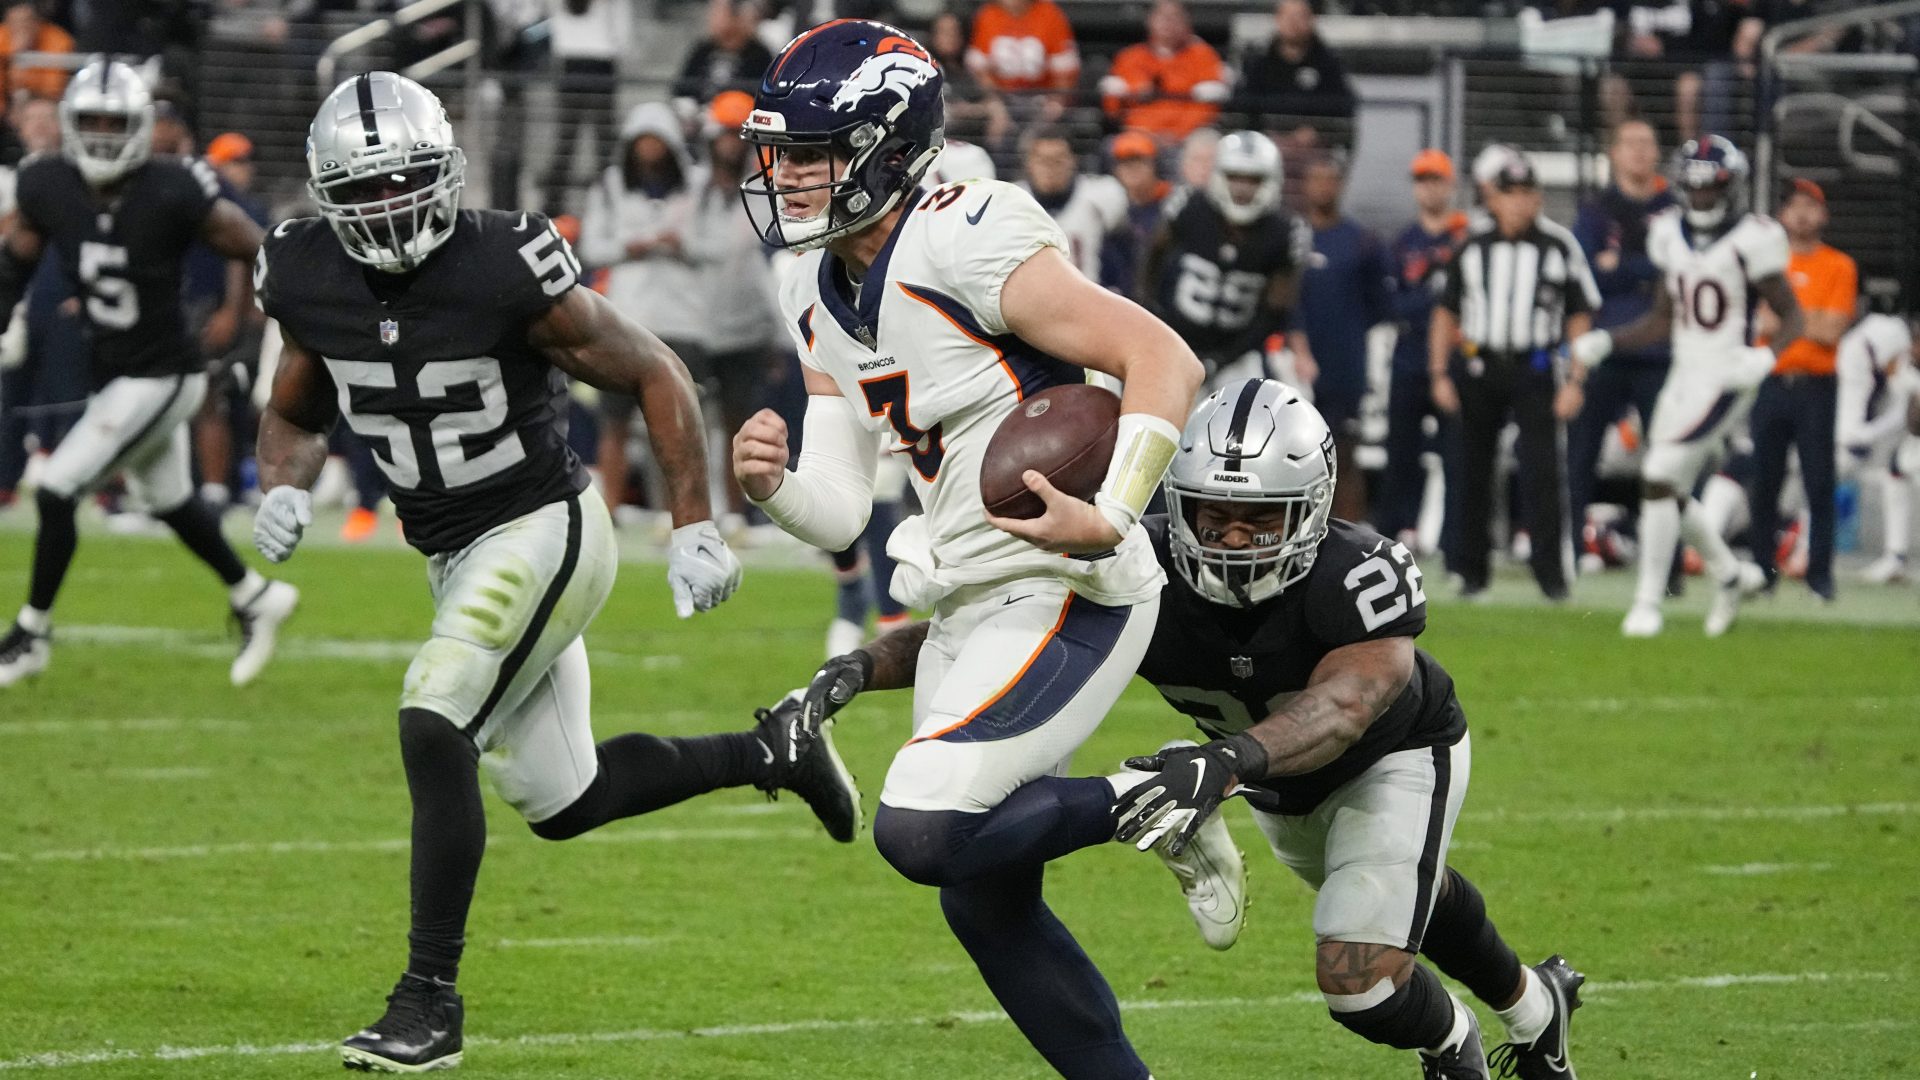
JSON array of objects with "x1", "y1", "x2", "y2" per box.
[
  {"x1": 873, "y1": 804, "x2": 975, "y2": 887},
  {"x1": 1327, "y1": 961, "x2": 1452, "y2": 1051}
]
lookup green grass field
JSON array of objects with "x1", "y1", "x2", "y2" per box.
[{"x1": 1, "y1": 518, "x2": 1915, "y2": 1079}]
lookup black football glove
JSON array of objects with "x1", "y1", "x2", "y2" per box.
[
  {"x1": 1113, "y1": 733, "x2": 1268, "y2": 856},
  {"x1": 800, "y1": 649, "x2": 874, "y2": 735}
]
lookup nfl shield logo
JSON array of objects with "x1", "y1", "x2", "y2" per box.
[
  {"x1": 379, "y1": 319, "x2": 399, "y2": 346},
  {"x1": 1230, "y1": 655, "x2": 1254, "y2": 679}
]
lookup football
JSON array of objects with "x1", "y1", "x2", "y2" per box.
[{"x1": 979, "y1": 383, "x2": 1122, "y2": 520}]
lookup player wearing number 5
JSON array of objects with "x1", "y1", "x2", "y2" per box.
[
  {"x1": 255, "y1": 74, "x2": 856, "y2": 1074},
  {"x1": 1568, "y1": 137, "x2": 1803, "y2": 638},
  {"x1": 732, "y1": 21, "x2": 1204, "y2": 1080},
  {"x1": 0, "y1": 58, "x2": 299, "y2": 690}
]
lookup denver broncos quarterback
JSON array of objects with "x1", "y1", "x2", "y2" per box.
[
  {"x1": 728, "y1": 21, "x2": 1208, "y2": 1080},
  {"x1": 252, "y1": 72, "x2": 855, "y2": 1073},
  {"x1": 781, "y1": 381, "x2": 1587, "y2": 1080}
]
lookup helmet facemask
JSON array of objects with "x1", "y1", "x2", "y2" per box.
[
  {"x1": 1167, "y1": 482, "x2": 1333, "y2": 608},
  {"x1": 60, "y1": 89, "x2": 153, "y2": 187},
  {"x1": 740, "y1": 110, "x2": 940, "y2": 251},
  {"x1": 310, "y1": 144, "x2": 466, "y2": 273}
]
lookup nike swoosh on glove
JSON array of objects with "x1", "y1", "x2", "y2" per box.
[
  {"x1": 253, "y1": 486, "x2": 313, "y2": 564},
  {"x1": 667, "y1": 521, "x2": 743, "y2": 618},
  {"x1": 1113, "y1": 734, "x2": 1266, "y2": 856},
  {"x1": 801, "y1": 649, "x2": 873, "y2": 734}
]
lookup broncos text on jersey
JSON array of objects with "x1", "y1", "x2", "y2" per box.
[
  {"x1": 777, "y1": 178, "x2": 1163, "y2": 607},
  {"x1": 256, "y1": 210, "x2": 590, "y2": 554},
  {"x1": 13, "y1": 153, "x2": 222, "y2": 387},
  {"x1": 1154, "y1": 187, "x2": 1311, "y2": 364},
  {"x1": 1138, "y1": 514, "x2": 1464, "y2": 815}
]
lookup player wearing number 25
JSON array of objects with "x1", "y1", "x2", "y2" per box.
[
  {"x1": 254, "y1": 73, "x2": 868, "y2": 1074},
  {"x1": 731, "y1": 20, "x2": 1203, "y2": 1080},
  {"x1": 0, "y1": 58, "x2": 299, "y2": 691}
]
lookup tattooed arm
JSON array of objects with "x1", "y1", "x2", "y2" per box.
[{"x1": 1239, "y1": 636, "x2": 1414, "y2": 780}]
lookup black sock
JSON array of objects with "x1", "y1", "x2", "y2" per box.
[
  {"x1": 398, "y1": 708, "x2": 486, "y2": 985},
  {"x1": 940, "y1": 866, "x2": 1149, "y2": 1080},
  {"x1": 1420, "y1": 867, "x2": 1524, "y2": 1007},
  {"x1": 157, "y1": 498, "x2": 247, "y2": 587},
  {"x1": 28, "y1": 490, "x2": 79, "y2": 613},
  {"x1": 1330, "y1": 962, "x2": 1456, "y2": 1051},
  {"x1": 529, "y1": 730, "x2": 770, "y2": 841}
]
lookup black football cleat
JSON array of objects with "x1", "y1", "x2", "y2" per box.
[
  {"x1": 755, "y1": 698, "x2": 862, "y2": 842},
  {"x1": 1488, "y1": 955, "x2": 1584, "y2": 1079},
  {"x1": 341, "y1": 973, "x2": 463, "y2": 1073},
  {"x1": 1420, "y1": 1003, "x2": 1492, "y2": 1080}
]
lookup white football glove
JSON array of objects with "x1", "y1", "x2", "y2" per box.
[
  {"x1": 253, "y1": 486, "x2": 312, "y2": 563},
  {"x1": 666, "y1": 520, "x2": 743, "y2": 618},
  {"x1": 1730, "y1": 345, "x2": 1779, "y2": 390},
  {"x1": 1569, "y1": 329, "x2": 1613, "y2": 367}
]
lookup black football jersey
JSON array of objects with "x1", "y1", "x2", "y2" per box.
[
  {"x1": 256, "y1": 210, "x2": 590, "y2": 555},
  {"x1": 1138, "y1": 515, "x2": 1465, "y2": 815},
  {"x1": 1154, "y1": 190, "x2": 1311, "y2": 363},
  {"x1": 13, "y1": 154, "x2": 222, "y2": 386}
]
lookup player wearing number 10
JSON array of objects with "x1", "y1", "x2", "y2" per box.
[
  {"x1": 254, "y1": 73, "x2": 858, "y2": 1073},
  {"x1": 0, "y1": 57, "x2": 298, "y2": 690}
]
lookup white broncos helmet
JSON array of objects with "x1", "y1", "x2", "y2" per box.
[
  {"x1": 308, "y1": 71, "x2": 466, "y2": 273},
  {"x1": 1166, "y1": 378, "x2": 1336, "y2": 607},
  {"x1": 60, "y1": 58, "x2": 154, "y2": 187},
  {"x1": 1206, "y1": 130, "x2": 1282, "y2": 226}
]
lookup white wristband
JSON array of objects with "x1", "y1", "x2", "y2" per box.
[{"x1": 1095, "y1": 412, "x2": 1182, "y2": 536}]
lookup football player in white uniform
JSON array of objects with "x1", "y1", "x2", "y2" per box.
[
  {"x1": 1570, "y1": 136, "x2": 1802, "y2": 637},
  {"x1": 1835, "y1": 313, "x2": 1920, "y2": 583},
  {"x1": 732, "y1": 22, "x2": 1206, "y2": 1080}
]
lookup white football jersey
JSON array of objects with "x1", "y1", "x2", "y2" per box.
[
  {"x1": 1648, "y1": 208, "x2": 1789, "y2": 377},
  {"x1": 1837, "y1": 313, "x2": 1919, "y2": 451},
  {"x1": 778, "y1": 179, "x2": 1162, "y2": 608},
  {"x1": 1018, "y1": 174, "x2": 1128, "y2": 286}
]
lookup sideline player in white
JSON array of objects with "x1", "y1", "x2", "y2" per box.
[
  {"x1": 1570, "y1": 136, "x2": 1803, "y2": 637},
  {"x1": 1835, "y1": 313, "x2": 1920, "y2": 583},
  {"x1": 731, "y1": 21, "x2": 1208, "y2": 1080}
]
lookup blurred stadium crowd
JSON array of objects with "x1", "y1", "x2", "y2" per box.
[{"x1": 2, "y1": 0, "x2": 1918, "y2": 622}]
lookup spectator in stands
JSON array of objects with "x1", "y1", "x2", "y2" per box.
[
  {"x1": 1019, "y1": 127, "x2": 1130, "y2": 291},
  {"x1": 1236, "y1": 0, "x2": 1355, "y2": 149},
  {"x1": 967, "y1": 0, "x2": 1079, "y2": 118},
  {"x1": 1298, "y1": 151, "x2": 1390, "y2": 521},
  {"x1": 149, "y1": 100, "x2": 194, "y2": 156},
  {"x1": 0, "y1": 1, "x2": 72, "y2": 107},
  {"x1": 672, "y1": 0, "x2": 773, "y2": 116},
  {"x1": 685, "y1": 91, "x2": 781, "y2": 531},
  {"x1": 1614, "y1": 0, "x2": 1768, "y2": 142},
  {"x1": 930, "y1": 10, "x2": 1011, "y2": 151},
  {"x1": 1567, "y1": 118, "x2": 1677, "y2": 536},
  {"x1": 1380, "y1": 148, "x2": 1467, "y2": 558},
  {"x1": 577, "y1": 101, "x2": 702, "y2": 525},
  {"x1": 542, "y1": 0, "x2": 630, "y2": 213},
  {"x1": 1102, "y1": 130, "x2": 1171, "y2": 300},
  {"x1": 1099, "y1": 0, "x2": 1229, "y2": 145},
  {"x1": 1176, "y1": 125, "x2": 1219, "y2": 191},
  {"x1": 1748, "y1": 179, "x2": 1857, "y2": 599}
]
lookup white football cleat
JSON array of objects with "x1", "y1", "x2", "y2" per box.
[
  {"x1": 0, "y1": 622, "x2": 50, "y2": 687},
  {"x1": 1862, "y1": 553, "x2": 1909, "y2": 585},
  {"x1": 1704, "y1": 562, "x2": 1766, "y2": 638},
  {"x1": 1156, "y1": 800, "x2": 1247, "y2": 950},
  {"x1": 825, "y1": 617, "x2": 864, "y2": 660},
  {"x1": 1620, "y1": 603, "x2": 1663, "y2": 638},
  {"x1": 230, "y1": 580, "x2": 299, "y2": 686}
]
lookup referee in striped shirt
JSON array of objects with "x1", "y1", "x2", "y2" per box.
[{"x1": 1430, "y1": 154, "x2": 1600, "y2": 600}]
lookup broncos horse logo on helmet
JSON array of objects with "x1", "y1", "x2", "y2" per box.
[
  {"x1": 1674, "y1": 134, "x2": 1750, "y2": 232},
  {"x1": 740, "y1": 19, "x2": 946, "y2": 250}
]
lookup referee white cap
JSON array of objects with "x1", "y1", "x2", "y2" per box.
[{"x1": 1472, "y1": 143, "x2": 1524, "y2": 187}]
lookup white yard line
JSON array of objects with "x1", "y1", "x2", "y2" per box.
[
  {"x1": 47, "y1": 624, "x2": 684, "y2": 669},
  {"x1": 0, "y1": 970, "x2": 1897, "y2": 1072},
  {"x1": 494, "y1": 935, "x2": 671, "y2": 949},
  {"x1": 0, "y1": 718, "x2": 249, "y2": 736},
  {"x1": 1462, "y1": 801, "x2": 1917, "y2": 826},
  {"x1": 1699, "y1": 862, "x2": 1836, "y2": 876},
  {"x1": 98, "y1": 767, "x2": 215, "y2": 781}
]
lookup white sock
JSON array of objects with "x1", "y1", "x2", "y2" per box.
[
  {"x1": 200, "y1": 482, "x2": 231, "y2": 507},
  {"x1": 1634, "y1": 497, "x2": 1681, "y2": 608},
  {"x1": 228, "y1": 569, "x2": 266, "y2": 606},
  {"x1": 1884, "y1": 473, "x2": 1911, "y2": 557},
  {"x1": 1421, "y1": 995, "x2": 1473, "y2": 1056},
  {"x1": 16, "y1": 604, "x2": 50, "y2": 635},
  {"x1": 1494, "y1": 965, "x2": 1554, "y2": 1047},
  {"x1": 1681, "y1": 496, "x2": 1739, "y2": 583}
]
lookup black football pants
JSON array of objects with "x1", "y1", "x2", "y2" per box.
[{"x1": 1453, "y1": 352, "x2": 1570, "y2": 597}]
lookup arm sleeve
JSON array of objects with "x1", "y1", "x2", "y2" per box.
[
  {"x1": 179, "y1": 158, "x2": 222, "y2": 232},
  {"x1": 749, "y1": 394, "x2": 883, "y2": 552},
  {"x1": 932, "y1": 182, "x2": 1069, "y2": 335},
  {"x1": 502, "y1": 212, "x2": 581, "y2": 321}
]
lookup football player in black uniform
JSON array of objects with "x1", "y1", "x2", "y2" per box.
[
  {"x1": 0, "y1": 58, "x2": 297, "y2": 690},
  {"x1": 251, "y1": 72, "x2": 860, "y2": 1074},
  {"x1": 779, "y1": 381, "x2": 1584, "y2": 1080},
  {"x1": 1143, "y1": 130, "x2": 1317, "y2": 393}
]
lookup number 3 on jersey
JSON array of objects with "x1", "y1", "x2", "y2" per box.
[{"x1": 859, "y1": 372, "x2": 944, "y2": 481}]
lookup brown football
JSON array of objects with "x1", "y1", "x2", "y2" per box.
[{"x1": 980, "y1": 383, "x2": 1122, "y2": 520}]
